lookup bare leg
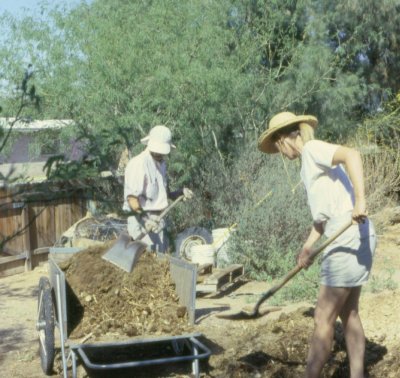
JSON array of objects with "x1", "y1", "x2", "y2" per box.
[
  {"x1": 339, "y1": 286, "x2": 365, "y2": 378},
  {"x1": 305, "y1": 285, "x2": 350, "y2": 378}
]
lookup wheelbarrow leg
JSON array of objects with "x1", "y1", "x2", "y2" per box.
[
  {"x1": 191, "y1": 341, "x2": 199, "y2": 378},
  {"x1": 70, "y1": 349, "x2": 77, "y2": 378},
  {"x1": 56, "y1": 273, "x2": 68, "y2": 378}
]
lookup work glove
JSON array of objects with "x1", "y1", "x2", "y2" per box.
[
  {"x1": 144, "y1": 217, "x2": 162, "y2": 233},
  {"x1": 183, "y1": 187, "x2": 194, "y2": 201}
]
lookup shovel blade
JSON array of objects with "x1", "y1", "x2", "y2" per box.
[
  {"x1": 102, "y1": 232, "x2": 147, "y2": 273},
  {"x1": 216, "y1": 307, "x2": 281, "y2": 321},
  {"x1": 216, "y1": 310, "x2": 258, "y2": 320}
]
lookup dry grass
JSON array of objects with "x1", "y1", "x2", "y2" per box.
[
  {"x1": 351, "y1": 127, "x2": 400, "y2": 230},
  {"x1": 363, "y1": 146, "x2": 400, "y2": 212}
]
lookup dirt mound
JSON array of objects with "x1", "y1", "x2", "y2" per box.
[
  {"x1": 204, "y1": 306, "x2": 400, "y2": 377},
  {"x1": 59, "y1": 244, "x2": 192, "y2": 341}
]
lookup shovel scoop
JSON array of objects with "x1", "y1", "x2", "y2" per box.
[
  {"x1": 102, "y1": 232, "x2": 147, "y2": 273},
  {"x1": 217, "y1": 220, "x2": 353, "y2": 320},
  {"x1": 102, "y1": 195, "x2": 184, "y2": 273}
]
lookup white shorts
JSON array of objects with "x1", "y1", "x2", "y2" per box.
[{"x1": 320, "y1": 219, "x2": 376, "y2": 287}]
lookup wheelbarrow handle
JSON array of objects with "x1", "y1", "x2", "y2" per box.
[{"x1": 254, "y1": 219, "x2": 354, "y2": 312}]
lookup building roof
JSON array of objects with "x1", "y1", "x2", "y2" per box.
[{"x1": 0, "y1": 117, "x2": 74, "y2": 132}]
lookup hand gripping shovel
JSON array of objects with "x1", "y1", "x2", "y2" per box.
[
  {"x1": 217, "y1": 219, "x2": 353, "y2": 320},
  {"x1": 102, "y1": 195, "x2": 184, "y2": 273}
]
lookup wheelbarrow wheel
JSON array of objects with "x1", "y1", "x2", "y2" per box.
[
  {"x1": 174, "y1": 227, "x2": 212, "y2": 260},
  {"x1": 37, "y1": 276, "x2": 55, "y2": 375}
]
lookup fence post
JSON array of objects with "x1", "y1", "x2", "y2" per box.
[{"x1": 22, "y1": 204, "x2": 32, "y2": 271}]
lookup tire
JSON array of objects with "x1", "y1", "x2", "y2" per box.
[
  {"x1": 174, "y1": 227, "x2": 213, "y2": 260},
  {"x1": 37, "y1": 276, "x2": 55, "y2": 375}
]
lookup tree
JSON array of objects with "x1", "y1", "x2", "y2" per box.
[
  {"x1": 1, "y1": 1, "x2": 261, "y2": 180},
  {"x1": 318, "y1": 0, "x2": 400, "y2": 111},
  {"x1": 1, "y1": 0, "x2": 399, "y2": 215},
  {"x1": 3, "y1": 1, "x2": 400, "y2": 163},
  {"x1": 0, "y1": 63, "x2": 41, "y2": 183}
]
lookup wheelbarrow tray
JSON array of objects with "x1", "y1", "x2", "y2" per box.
[
  {"x1": 44, "y1": 250, "x2": 209, "y2": 378},
  {"x1": 71, "y1": 333, "x2": 210, "y2": 373}
]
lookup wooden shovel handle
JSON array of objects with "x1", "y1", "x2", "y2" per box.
[
  {"x1": 158, "y1": 195, "x2": 185, "y2": 220},
  {"x1": 309, "y1": 219, "x2": 353, "y2": 260},
  {"x1": 135, "y1": 195, "x2": 185, "y2": 241},
  {"x1": 255, "y1": 219, "x2": 353, "y2": 310},
  {"x1": 276, "y1": 219, "x2": 352, "y2": 290}
]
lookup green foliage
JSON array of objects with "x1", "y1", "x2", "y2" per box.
[
  {"x1": 5, "y1": 0, "x2": 399, "y2": 182},
  {"x1": 267, "y1": 264, "x2": 321, "y2": 305},
  {"x1": 43, "y1": 156, "x2": 98, "y2": 181},
  {"x1": 240, "y1": 160, "x2": 309, "y2": 278},
  {"x1": 0, "y1": 0, "x2": 261, "y2": 177},
  {"x1": 318, "y1": 0, "x2": 400, "y2": 98},
  {"x1": 360, "y1": 92, "x2": 400, "y2": 147},
  {"x1": 0, "y1": 58, "x2": 42, "y2": 184},
  {"x1": 350, "y1": 92, "x2": 400, "y2": 214},
  {"x1": 182, "y1": 143, "x2": 312, "y2": 279},
  {"x1": 364, "y1": 259, "x2": 398, "y2": 293}
]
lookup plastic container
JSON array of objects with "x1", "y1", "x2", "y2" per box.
[{"x1": 190, "y1": 244, "x2": 215, "y2": 266}]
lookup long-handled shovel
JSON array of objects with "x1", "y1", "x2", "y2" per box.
[
  {"x1": 217, "y1": 219, "x2": 353, "y2": 320},
  {"x1": 102, "y1": 195, "x2": 184, "y2": 273}
]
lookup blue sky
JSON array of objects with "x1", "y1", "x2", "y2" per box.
[
  {"x1": 0, "y1": 0, "x2": 83, "y2": 16},
  {"x1": 0, "y1": 0, "x2": 43, "y2": 15},
  {"x1": 0, "y1": 0, "x2": 87, "y2": 93}
]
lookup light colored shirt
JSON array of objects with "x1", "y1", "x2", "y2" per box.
[
  {"x1": 300, "y1": 140, "x2": 354, "y2": 224},
  {"x1": 123, "y1": 148, "x2": 168, "y2": 212}
]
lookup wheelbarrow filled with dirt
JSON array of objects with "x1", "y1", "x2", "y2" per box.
[{"x1": 36, "y1": 247, "x2": 211, "y2": 378}]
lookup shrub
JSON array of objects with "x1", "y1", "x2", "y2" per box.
[
  {"x1": 190, "y1": 144, "x2": 312, "y2": 280},
  {"x1": 350, "y1": 97, "x2": 400, "y2": 229}
]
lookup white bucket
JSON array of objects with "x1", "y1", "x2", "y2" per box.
[
  {"x1": 190, "y1": 244, "x2": 215, "y2": 266},
  {"x1": 212, "y1": 228, "x2": 232, "y2": 266}
]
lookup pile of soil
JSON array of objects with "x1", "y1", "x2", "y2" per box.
[
  {"x1": 58, "y1": 244, "x2": 192, "y2": 341},
  {"x1": 204, "y1": 305, "x2": 400, "y2": 377}
]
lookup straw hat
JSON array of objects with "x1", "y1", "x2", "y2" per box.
[
  {"x1": 258, "y1": 112, "x2": 318, "y2": 154},
  {"x1": 140, "y1": 125, "x2": 176, "y2": 155}
]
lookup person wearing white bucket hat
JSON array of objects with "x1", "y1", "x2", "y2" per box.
[
  {"x1": 140, "y1": 124, "x2": 176, "y2": 155},
  {"x1": 258, "y1": 111, "x2": 376, "y2": 378},
  {"x1": 123, "y1": 125, "x2": 194, "y2": 253}
]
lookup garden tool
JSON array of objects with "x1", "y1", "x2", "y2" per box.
[
  {"x1": 102, "y1": 195, "x2": 184, "y2": 273},
  {"x1": 217, "y1": 219, "x2": 353, "y2": 320}
]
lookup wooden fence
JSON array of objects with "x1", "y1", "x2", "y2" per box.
[{"x1": 0, "y1": 183, "x2": 87, "y2": 277}]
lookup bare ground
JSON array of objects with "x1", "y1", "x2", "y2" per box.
[{"x1": 1, "y1": 221, "x2": 399, "y2": 378}]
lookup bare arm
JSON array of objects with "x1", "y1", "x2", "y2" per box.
[
  {"x1": 303, "y1": 222, "x2": 324, "y2": 250},
  {"x1": 297, "y1": 222, "x2": 324, "y2": 268},
  {"x1": 332, "y1": 146, "x2": 368, "y2": 222},
  {"x1": 127, "y1": 195, "x2": 142, "y2": 213}
]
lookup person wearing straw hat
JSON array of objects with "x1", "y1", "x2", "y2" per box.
[
  {"x1": 123, "y1": 125, "x2": 193, "y2": 253},
  {"x1": 258, "y1": 112, "x2": 376, "y2": 378}
]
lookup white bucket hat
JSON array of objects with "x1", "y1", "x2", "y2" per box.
[
  {"x1": 140, "y1": 125, "x2": 176, "y2": 155},
  {"x1": 258, "y1": 111, "x2": 318, "y2": 154}
]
